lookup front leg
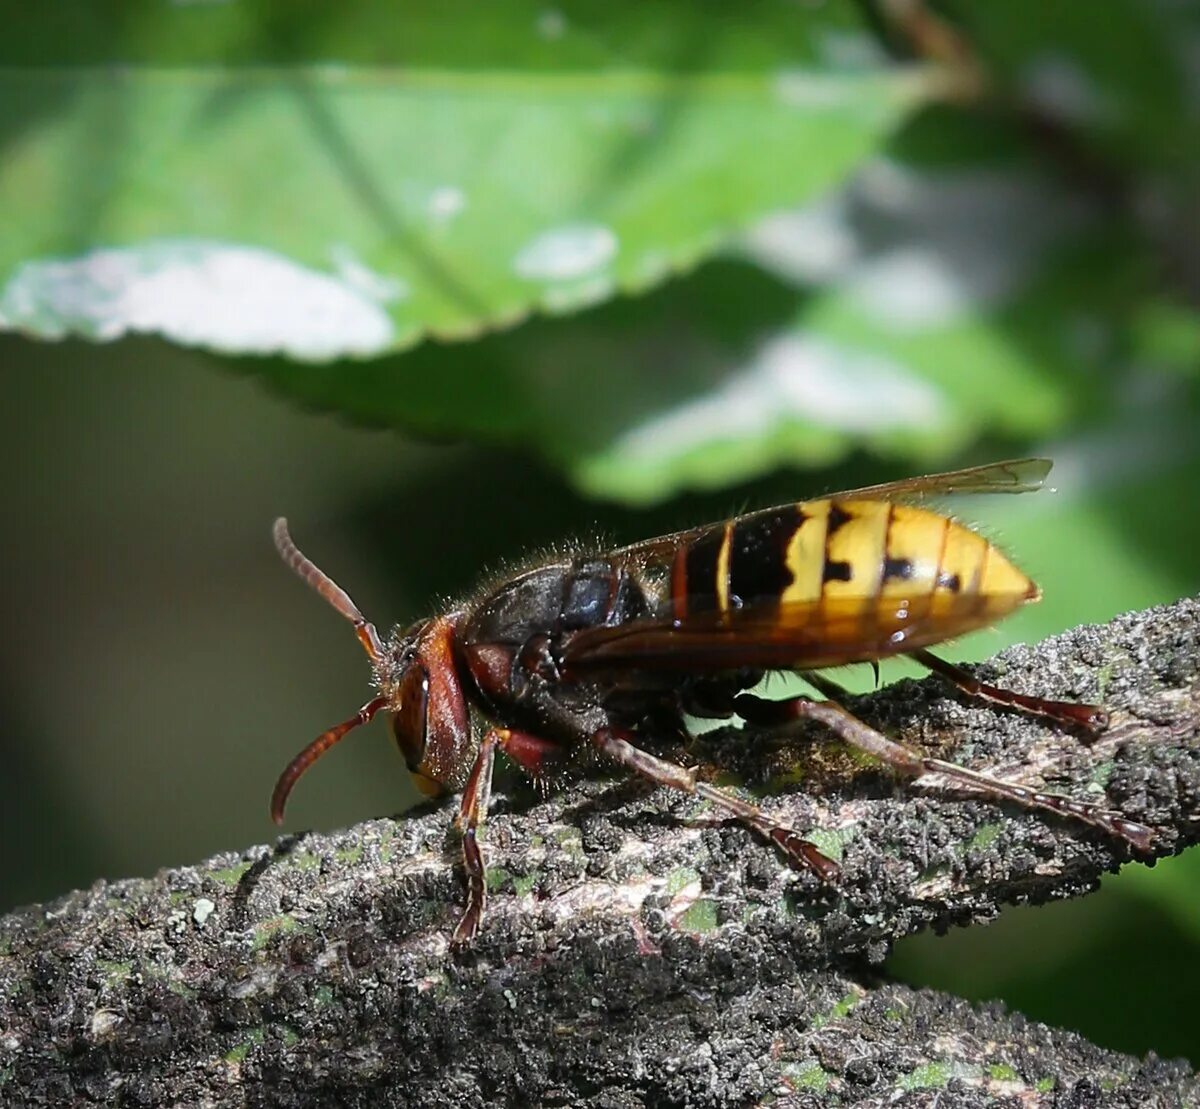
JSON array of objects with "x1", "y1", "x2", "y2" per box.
[
  {"x1": 452, "y1": 726, "x2": 570, "y2": 947},
  {"x1": 451, "y1": 729, "x2": 500, "y2": 948}
]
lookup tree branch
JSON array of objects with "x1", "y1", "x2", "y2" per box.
[{"x1": 2, "y1": 598, "x2": 1198, "y2": 1106}]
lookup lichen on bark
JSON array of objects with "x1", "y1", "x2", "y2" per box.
[{"x1": 1, "y1": 598, "x2": 1198, "y2": 1107}]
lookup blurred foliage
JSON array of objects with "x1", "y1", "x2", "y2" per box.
[
  {"x1": 2, "y1": 0, "x2": 1199, "y2": 1073},
  {"x1": 1, "y1": 3, "x2": 919, "y2": 353}
]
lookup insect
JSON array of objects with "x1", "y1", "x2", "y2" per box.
[{"x1": 270, "y1": 459, "x2": 1154, "y2": 945}]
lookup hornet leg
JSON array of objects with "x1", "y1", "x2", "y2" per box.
[
  {"x1": 590, "y1": 726, "x2": 840, "y2": 882},
  {"x1": 452, "y1": 726, "x2": 567, "y2": 946},
  {"x1": 909, "y1": 647, "x2": 1108, "y2": 733},
  {"x1": 733, "y1": 693, "x2": 1153, "y2": 851}
]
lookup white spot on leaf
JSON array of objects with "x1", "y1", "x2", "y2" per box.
[
  {"x1": 328, "y1": 244, "x2": 408, "y2": 304},
  {"x1": 846, "y1": 248, "x2": 975, "y2": 328},
  {"x1": 542, "y1": 274, "x2": 615, "y2": 312},
  {"x1": 610, "y1": 334, "x2": 948, "y2": 461},
  {"x1": 428, "y1": 186, "x2": 466, "y2": 225},
  {"x1": 514, "y1": 224, "x2": 618, "y2": 282},
  {"x1": 741, "y1": 199, "x2": 858, "y2": 286},
  {"x1": 743, "y1": 162, "x2": 1091, "y2": 328},
  {"x1": 329, "y1": 243, "x2": 409, "y2": 304},
  {"x1": 536, "y1": 9, "x2": 567, "y2": 40},
  {"x1": 0, "y1": 240, "x2": 395, "y2": 360},
  {"x1": 774, "y1": 69, "x2": 863, "y2": 108}
]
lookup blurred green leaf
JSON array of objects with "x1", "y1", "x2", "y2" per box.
[
  {"x1": 1129, "y1": 299, "x2": 1200, "y2": 375},
  {"x1": 0, "y1": 4, "x2": 929, "y2": 357},
  {"x1": 2, "y1": 2, "x2": 878, "y2": 71},
  {"x1": 245, "y1": 153, "x2": 1181, "y2": 503}
]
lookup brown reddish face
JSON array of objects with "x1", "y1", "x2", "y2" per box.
[
  {"x1": 388, "y1": 655, "x2": 433, "y2": 790},
  {"x1": 268, "y1": 521, "x2": 471, "y2": 821},
  {"x1": 384, "y1": 617, "x2": 472, "y2": 799}
]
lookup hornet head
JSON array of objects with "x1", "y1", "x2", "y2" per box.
[{"x1": 269, "y1": 519, "x2": 470, "y2": 823}]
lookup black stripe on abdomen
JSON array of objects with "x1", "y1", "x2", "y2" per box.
[
  {"x1": 682, "y1": 526, "x2": 725, "y2": 614},
  {"x1": 728, "y1": 506, "x2": 804, "y2": 607}
]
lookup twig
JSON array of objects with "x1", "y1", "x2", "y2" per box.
[{"x1": 1, "y1": 598, "x2": 1197, "y2": 1106}]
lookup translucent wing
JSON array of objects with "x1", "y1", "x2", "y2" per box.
[
  {"x1": 825, "y1": 458, "x2": 1051, "y2": 501},
  {"x1": 609, "y1": 527, "x2": 702, "y2": 567}
]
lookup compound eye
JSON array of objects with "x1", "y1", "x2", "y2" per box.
[{"x1": 389, "y1": 663, "x2": 430, "y2": 772}]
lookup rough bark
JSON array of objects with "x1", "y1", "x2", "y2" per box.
[{"x1": 1, "y1": 597, "x2": 1198, "y2": 1108}]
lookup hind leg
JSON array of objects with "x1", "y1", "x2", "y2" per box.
[
  {"x1": 732, "y1": 692, "x2": 1153, "y2": 851},
  {"x1": 910, "y1": 648, "x2": 1107, "y2": 732}
]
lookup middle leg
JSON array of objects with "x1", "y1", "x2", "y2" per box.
[{"x1": 591, "y1": 726, "x2": 840, "y2": 882}]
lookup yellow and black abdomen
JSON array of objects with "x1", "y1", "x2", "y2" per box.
[{"x1": 668, "y1": 498, "x2": 1038, "y2": 667}]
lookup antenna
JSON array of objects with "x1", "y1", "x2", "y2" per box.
[
  {"x1": 273, "y1": 518, "x2": 382, "y2": 660},
  {"x1": 271, "y1": 696, "x2": 388, "y2": 823}
]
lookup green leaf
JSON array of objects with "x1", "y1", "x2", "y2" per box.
[
  {"x1": 244, "y1": 136, "x2": 1172, "y2": 504},
  {"x1": 0, "y1": 5, "x2": 928, "y2": 357},
  {"x1": 3, "y1": 2, "x2": 882, "y2": 71},
  {"x1": 1129, "y1": 299, "x2": 1200, "y2": 375},
  {"x1": 563, "y1": 149, "x2": 1192, "y2": 501},
  {"x1": 1115, "y1": 852, "x2": 1200, "y2": 946}
]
